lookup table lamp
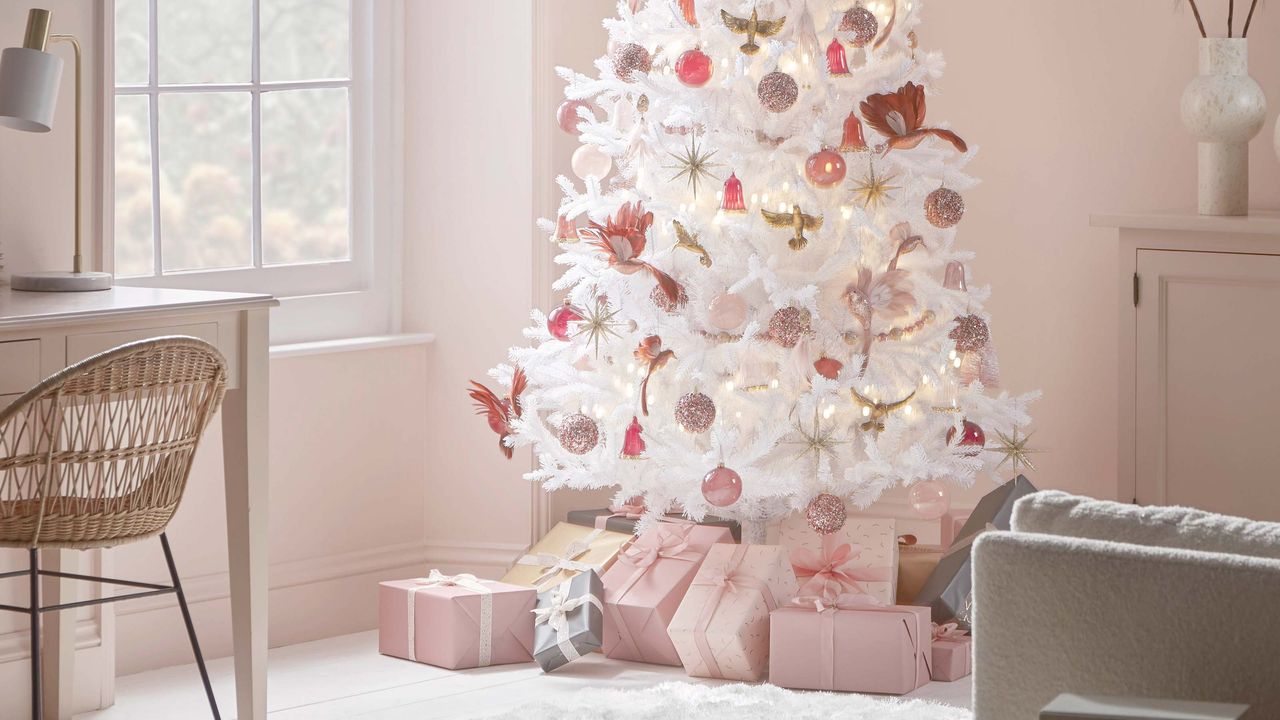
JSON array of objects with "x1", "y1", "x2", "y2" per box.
[{"x1": 0, "y1": 8, "x2": 111, "y2": 291}]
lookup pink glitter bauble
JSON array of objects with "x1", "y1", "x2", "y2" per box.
[
  {"x1": 674, "y1": 391, "x2": 716, "y2": 433},
  {"x1": 805, "y1": 493, "x2": 847, "y2": 535},
  {"x1": 925, "y1": 187, "x2": 966, "y2": 228},
  {"x1": 612, "y1": 43, "x2": 652, "y2": 82},
  {"x1": 805, "y1": 148, "x2": 847, "y2": 188},
  {"x1": 757, "y1": 71, "x2": 798, "y2": 113},
  {"x1": 840, "y1": 6, "x2": 878, "y2": 48},
  {"x1": 701, "y1": 464, "x2": 743, "y2": 507},
  {"x1": 708, "y1": 293, "x2": 749, "y2": 331},
  {"x1": 547, "y1": 302, "x2": 583, "y2": 341},
  {"x1": 556, "y1": 100, "x2": 593, "y2": 134},
  {"x1": 675, "y1": 48, "x2": 713, "y2": 87},
  {"x1": 651, "y1": 283, "x2": 688, "y2": 313},
  {"x1": 908, "y1": 480, "x2": 952, "y2": 520},
  {"x1": 558, "y1": 413, "x2": 599, "y2": 455},
  {"x1": 768, "y1": 306, "x2": 811, "y2": 348}
]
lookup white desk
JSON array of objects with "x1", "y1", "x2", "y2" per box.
[{"x1": 0, "y1": 286, "x2": 277, "y2": 720}]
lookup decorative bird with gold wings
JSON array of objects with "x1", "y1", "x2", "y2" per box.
[
  {"x1": 761, "y1": 204, "x2": 823, "y2": 251},
  {"x1": 850, "y1": 387, "x2": 916, "y2": 432},
  {"x1": 720, "y1": 8, "x2": 785, "y2": 55},
  {"x1": 467, "y1": 367, "x2": 527, "y2": 459},
  {"x1": 579, "y1": 201, "x2": 680, "y2": 306},
  {"x1": 672, "y1": 220, "x2": 712, "y2": 268}
]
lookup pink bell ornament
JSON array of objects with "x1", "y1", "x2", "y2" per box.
[
  {"x1": 721, "y1": 172, "x2": 747, "y2": 213},
  {"x1": 620, "y1": 416, "x2": 646, "y2": 458},
  {"x1": 826, "y1": 38, "x2": 850, "y2": 76},
  {"x1": 944, "y1": 261, "x2": 968, "y2": 292}
]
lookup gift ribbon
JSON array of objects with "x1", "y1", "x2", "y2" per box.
[
  {"x1": 593, "y1": 499, "x2": 647, "y2": 530},
  {"x1": 532, "y1": 578, "x2": 603, "y2": 664},
  {"x1": 689, "y1": 545, "x2": 778, "y2": 679},
  {"x1": 790, "y1": 534, "x2": 893, "y2": 604},
  {"x1": 408, "y1": 570, "x2": 493, "y2": 666},
  {"x1": 788, "y1": 595, "x2": 928, "y2": 691},
  {"x1": 515, "y1": 528, "x2": 605, "y2": 587},
  {"x1": 607, "y1": 523, "x2": 701, "y2": 661},
  {"x1": 931, "y1": 621, "x2": 968, "y2": 641}
]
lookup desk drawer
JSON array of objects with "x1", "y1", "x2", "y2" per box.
[
  {"x1": 0, "y1": 339, "x2": 41, "y2": 396},
  {"x1": 67, "y1": 323, "x2": 220, "y2": 365}
]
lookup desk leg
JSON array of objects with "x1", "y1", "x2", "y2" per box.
[
  {"x1": 40, "y1": 550, "x2": 77, "y2": 720},
  {"x1": 222, "y1": 308, "x2": 270, "y2": 719}
]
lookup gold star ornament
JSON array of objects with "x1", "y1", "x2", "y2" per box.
[
  {"x1": 852, "y1": 161, "x2": 900, "y2": 211},
  {"x1": 665, "y1": 135, "x2": 720, "y2": 199},
  {"x1": 572, "y1": 298, "x2": 625, "y2": 358},
  {"x1": 785, "y1": 407, "x2": 847, "y2": 472},
  {"x1": 985, "y1": 427, "x2": 1042, "y2": 473}
]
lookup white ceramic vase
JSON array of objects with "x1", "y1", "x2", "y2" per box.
[{"x1": 1181, "y1": 38, "x2": 1266, "y2": 216}]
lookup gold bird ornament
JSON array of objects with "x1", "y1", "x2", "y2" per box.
[
  {"x1": 720, "y1": 8, "x2": 786, "y2": 55},
  {"x1": 850, "y1": 387, "x2": 916, "y2": 432},
  {"x1": 672, "y1": 220, "x2": 712, "y2": 267},
  {"x1": 761, "y1": 205, "x2": 823, "y2": 251}
]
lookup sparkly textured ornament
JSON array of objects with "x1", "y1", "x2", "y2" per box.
[
  {"x1": 949, "y1": 314, "x2": 990, "y2": 353},
  {"x1": 558, "y1": 413, "x2": 599, "y2": 455},
  {"x1": 612, "y1": 43, "x2": 652, "y2": 81},
  {"x1": 767, "y1": 306, "x2": 811, "y2": 348},
  {"x1": 840, "y1": 5, "x2": 878, "y2": 48},
  {"x1": 924, "y1": 187, "x2": 966, "y2": 228},
  {"x1": 946, "y1": 419, "x2": 985, "y2": 456},
  {"x1": 672, "y1": 220, "x2": 712, "y2": 268},
  {"x1": 650, "y1": 282, "x2": 688, "y2": 313},
  {"x1": 674, "y1": 391, "x2": 716, "y2": 433},
  {"x1": 665, "y1": 134, "x2": 720, "y2": 199},
  {"x1": 805, "y1": 147, "x2": 847, "y2": 188},
  {"x1": 757, "y1": 71, "x2": 798, "y2": 113},
  {"x1": 852, "y1": 161, "x2": 900, "y2": 210},
  {"x1": 620, "y1": 416, "x2": 646, "y2": 459},
  {"x1": 678, "y1": 0, "x2": 698, "y2": 26},
  {"x1": 708, "y1": 293, "x2": 748, "y2": 331},
  {"x1": 675, "y1": 48, "x2": 713, "y2": 87},
  {"x1": 761, "y1": 204, "x2": 823, "y2": 251},
  {"x1": 813, "y1": 356, "x2": 843, "y2": 380},
  {"x1": 826, "y1": 37, "x2": 850, "y2": 76},
  {"x1": 840, "y1": 111, "x2": 868, "y2": 152},
  {"x1": 721, "y1": 172, "x2": 746, "y2": 213},
  {"x1": 701, "y1": 464, "x2": 742, "y2": 507},
  {"x1": 720, "y1": 8, "x2": 786, "y2": 56},
  {"x1": 547, "y1": 300, "x2": 584, "y2": 341},
  {"x1": 573, "y1": 297, "x2": 625, "y2": 357},
  {"x1": 907, "y1": 480, "x2": 952, "y2": 520},
  {"x1": 805, "y1": 493, "x2": 847, "y2": 534},
  {"x1": 985, "y1": 426, "x2": 1042, "y2": 473},
  {"x1": 556, "y1": 100, "x2": 593, "y2": 134},
  {"x1": 571, "y1": 144, "x2": 612, "y2": 180},
  {"x1": 943, "y1": 261, "x2": 968, "y2": 291}
]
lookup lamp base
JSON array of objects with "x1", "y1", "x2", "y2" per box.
[{"x1": 11, "y1": 271, "x2": 113, "y2": 292}]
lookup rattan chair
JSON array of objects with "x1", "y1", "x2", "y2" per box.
[{"x1": 0, "y1": 336, "x2": 228, "y2": 720}]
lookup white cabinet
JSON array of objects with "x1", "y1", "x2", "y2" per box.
[{"x1": 1095, "y1": 212, "x2": 1280, "y2": 521}]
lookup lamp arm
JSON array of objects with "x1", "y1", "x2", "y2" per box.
[{"x1": 49, "y1": 33, "x2": 81, "y2": 274}]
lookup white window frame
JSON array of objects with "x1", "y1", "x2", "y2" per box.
[{"x1": 100, "y1": 0, "x2": 404, "y2": 345}]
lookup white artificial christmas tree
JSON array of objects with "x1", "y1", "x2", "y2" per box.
[{"x1": 469, "y1": 0, "x2": 1038, "y2": 535}]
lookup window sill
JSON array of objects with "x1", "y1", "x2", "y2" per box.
[{"x1": 269, "y1": 332, "x2": 435, "y2": 360}]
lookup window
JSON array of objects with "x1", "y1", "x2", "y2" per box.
[{"x1": 107, "y1": 0, "x2": 401, "y2": 343}]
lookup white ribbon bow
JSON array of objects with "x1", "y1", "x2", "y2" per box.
[
  {"x1": 408, "y1": 570, "x2": 493, "y2": 666},
  {"x1": 516, "y1": 529, "x2": 604, "y2": 587},
  {"x1": 531, "y1": 579, "x2": 602, "y2": 663}
]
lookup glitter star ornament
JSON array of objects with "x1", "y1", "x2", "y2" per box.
[
  {"x1": 674, "y1": 391, "x2": 717, "y2": 433},
  {"x1": 986, "y1": 427, "x2": 1042, "y2": 472},
  {"x1": 558, "y1": 413, "x2": 600, "y2": 455},
  {"x1": 665, "y1": 135, "x2": 720, "y2": 199},
  {"x1": 805, "y1": 493, "x2": 847, "y2": 534},
  {"x1": 572, "y1": 297, "x2": 625, "y2": 357},
  {"x1": 853, "y1": 161, "x2": 900, "y2": 210}
]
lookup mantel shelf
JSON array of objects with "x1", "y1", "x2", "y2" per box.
[{"x1": 1091, "y1": 210, "x2": 1280, "y2": 235}]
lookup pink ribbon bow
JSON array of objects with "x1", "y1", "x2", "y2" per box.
[
  {"x1": 932, "y1": 621, "x2": 969, "y2": 641},
  {"x1": 790, "y1": 535, "x2": 892, "y2": 603},
  {"x1": 621, "y1": 525, "x2": 695, "y2": 569},
  {"x1": 608, "y1": 497, "x2": 646, "y2": 519},
  {"x1": 788, "y1": 592, "x2": 884, "y2": 613}
]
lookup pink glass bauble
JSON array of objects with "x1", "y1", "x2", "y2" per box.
[
  {"x1": 805, "y1": 148, "x2": 847, "y2": 188},
  {"x1": 826, "y1": 37, "x2": 850, "y2": 76},
  {"x1": 620, "y1": 416, "x2": 646, "y2": 458},
  {"x1": 701, "y1": 464, "x2": 742, "y2": 507},
  {"x1": 675, "y1": 48, "x2": 713, "y2": 87},
  {"x1": 547, "y1": 301, "x2": 583, "y2": 341},
  {"x1": 722, "y1": 172, "x2": 746, "y2": 212},
  {"x1": 944, "y1": 261, "x2": 968, "y2": 292},
  {"x1": 571, "y1": 144, "x2": 612, "y2": 180},
  {"x1": 839, "y1": 111, "x2": 868, "y2": 152},
  {"x1": 556, "y1": 100, "x2": 593, "y2": 134},
  {"x1": 708, "y1": 293, "x2": 749, "y2": 331},
  {"x1": 946, "y1": 419, "x2": 986, "y2": 456},
  {"x1": 805, "y1": 493, "x2": 847, "y2": 534},
  {"x1": 908, "y1": 480, "x2": 952, "y2": 520},
  {"x1": 555, "y1": 214, "x2": 576, "y2": 242}
]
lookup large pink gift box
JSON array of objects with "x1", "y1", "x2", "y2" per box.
[
  {"x1": 601, "y1": 521, "x2": 734, "y2": 665},
  {"x1": 930, "y1": 622, "x2": 972, "y2": 681},
  {"x1": 668, "y1": 543, "x2": 798, "y2": 681},
  {"x1": 769, "y1": 601, "x2": 931, "y2": 694},
  {"x1": 775, "y1": 515, "x2": 898, "y2": 605},
  {"x1": 378, "y1": 571, "x2": 535, "y2": 670}
]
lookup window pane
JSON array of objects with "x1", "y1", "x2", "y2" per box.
[
  {"x1": 157, "y1": 0, "x2": 250, "y2": 84},
  {"x1": 260, "y1": 0, "x2": 350, "y2": 82},
  {"x1": 261, "y1": 88, "x2": 349, "y2": 266},
  {"x1": 157, "y1": 93, "x2": 253, "y2": 272},
  {"x1": 113, "y1": 95, "x2": 155, "y2": 277},
  {"x1": 114, "y1": 0, "x2": 149, "y2": 86}
]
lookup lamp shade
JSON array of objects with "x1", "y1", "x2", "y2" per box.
[{"x1": 0, "y1": 46, "x2": 62, "y2": 133}]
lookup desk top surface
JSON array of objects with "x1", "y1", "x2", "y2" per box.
[
  {"x1": 1091, "y1": 210, "x2": 1280, "y2": 235},
  {"x1": 0, "y1": 286, "x2": 277, "y2": 329}
]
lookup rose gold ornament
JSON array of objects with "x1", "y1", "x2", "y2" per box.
[
  {"x1": 767, "y1": 306, "x2": 811, "y2": 348},
  {"x1": 721, "y1": 172, "x2": 746, "y2": 212},
  {"x1": 839, "y1": 111, "x2": 868, "y2": 152},
  {"x1": 547, "y1": 300, "x2": 584, "y2": 341},
  {"x1": 757, "y1": 71, "x2": 798, "y2": 113},
  {"x1": 943, "y1": 261, "x2": 968, "y2": 291},
  {"x1": 924, "y1": 186, "x2": 966, "y2": 228},
  {"x1": 708, "y1": 293, "x2": 749, "y2": 331},
  {"x1": 620, "y1": 416, "x2": 646, "y2": 458},
  {"x1": 556, "y1": 100, "x2": 594, "y2": 134},
  {"x1": 805, "y1": 147, "x2": 847, "y2": 188},
  {"x1": 840, "y1": 5, "x2": 878, "y2": 48},
  {"x1": 826, "y1": 37, "x2": 850, "y2": 76},
  {"x1": 949, "y1": 314, "x2": 990, "y2": 352},
  {"x1": 908, "y1": 480, "x2": 952, "y2": 520},
  {"x1": 805, "y1": 493, "x2": 847, "y2": 534},
  {"x1": 571, "y1": 144, "x2": 612, "y2": 180},
  {"x1": 701, "y1": 464, "x2": 742, "y2": 507},
  {"x1": 613, "y1": 43, "x2": 652, "y2": 82},
  {"x1": 651, "y1": 282, "x2": 688, "y2": 313},
  {"x1": 558, "y1": 413, "x2": 600, "y2": 455},
  {"x1": 674, "y1": 391, "x2": 716, "y2": 433}
]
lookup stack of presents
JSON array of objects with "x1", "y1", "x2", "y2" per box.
[{"x1": 379, "y1": 476, "x2": 1036, "y2": 693}]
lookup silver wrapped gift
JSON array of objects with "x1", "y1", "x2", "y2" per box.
[
  {"x1": 532, "y1": 570, "x2": 604, "y2": 672},
  {"x1": 914, "y1": 475, "x2": 1037, "y2": 628}
]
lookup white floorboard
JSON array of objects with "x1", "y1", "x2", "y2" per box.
[{"x1": 74, "y1": 630, "x2": 973, "y2": 719}]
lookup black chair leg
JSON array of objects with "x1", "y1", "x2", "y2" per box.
[
  {"x1": 29, "y1": 548, "x2": 41, "y2": 720},
  {"x1": 160, "y1": 533, "x2": 221, "y2": 720}
]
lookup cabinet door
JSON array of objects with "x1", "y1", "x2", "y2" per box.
[{"x1": 1136, "y1": 249, "x2": 1280, "y2": 520}]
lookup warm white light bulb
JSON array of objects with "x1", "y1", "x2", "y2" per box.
[
  {"x1": 862, "y1": 406, "x2": 871, "y2": 417},
  {"x1": 769, "y1": 378, "x2": 779, "y2": 389}
]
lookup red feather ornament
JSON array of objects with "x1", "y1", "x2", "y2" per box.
[
  {"x1": 579, "y1": 202, "x2": 680, "y2": 306},
  {"x1": 467, "y1": 367, "x2": 527, "y2": 459},
  {"x1": 860, "y1": 82, "x2": 968, "y2": 155}
]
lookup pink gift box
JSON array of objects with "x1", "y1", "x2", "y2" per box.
[
  {"x1": 769, "y1": 603, "x2": 931, "y2": 694},
  {"x1": 601, "y1": 521, "x2": 734, "y2": 666},
  {"x1": 378, "y1": 572, "x2": 535, "y2": 670},
  {"x1": 776, "y1": 515, "x2": 899, "y2": 606},
  {"x1": 931, "y1": 634, "x2": 972, "y2": 681},
  {"x1": 668, "y1": 544, "x2": 798, "y2": 681}
]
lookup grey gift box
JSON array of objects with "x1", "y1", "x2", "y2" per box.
[
  {"x1": 913, "y1": 474, "x2": 1037, "y2": 627},
  {"x1": 532, "y1": 570, "x2": 604, "y2": 672},
  {"x1": 565, "y1": 508, "x2": 742, "y2": 542}
]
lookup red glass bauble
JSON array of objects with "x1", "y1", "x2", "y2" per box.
[
  {"x1": 675, "y1": 48, "x2": 713, "y2": 87},
  {"x1": 701, "y1": 464, "x2": 742, "y2": 507},
  {"x1": 556, "y1": 100, "x2": 593, "y2": 134},
  {"x1": 805, "y1": 148, "x2": 847, "y2": 188},
  {"x1": 946, "y1": 419, "x2": 986, "y2": 456},
  {"x1": 547, "y1": 301, "x2": 583, "y2": 341}
]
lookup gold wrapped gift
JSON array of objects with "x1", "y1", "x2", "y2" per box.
[
  {"x1": 896, "y1": 543, "x2": 945, "y2": 605},
  {"x1": 501, "y1": 522, "x2": 632, "y2": 590}
]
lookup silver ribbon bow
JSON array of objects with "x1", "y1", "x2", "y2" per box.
[
  {"x1": 516, "y1": 529, "x2": 604, "y2": 587},
  {"x1": 409, "y1": 570, "x2": 493, "y2": 666},
  {"x1": 532, "y1": 579, "x2": 602, "y2": 663}
]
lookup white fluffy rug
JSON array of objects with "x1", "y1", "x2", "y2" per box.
[{"x1": 485, "y1": 682, "x2": 974, "y2": 719}]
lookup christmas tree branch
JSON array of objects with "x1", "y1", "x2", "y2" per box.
[
  {"x1": 1187, "y1": 0, "x2": 1209, "y2": 37},
  {"x1": 1243, "y1": 0, "x2": 1260, "y2": 36}
]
